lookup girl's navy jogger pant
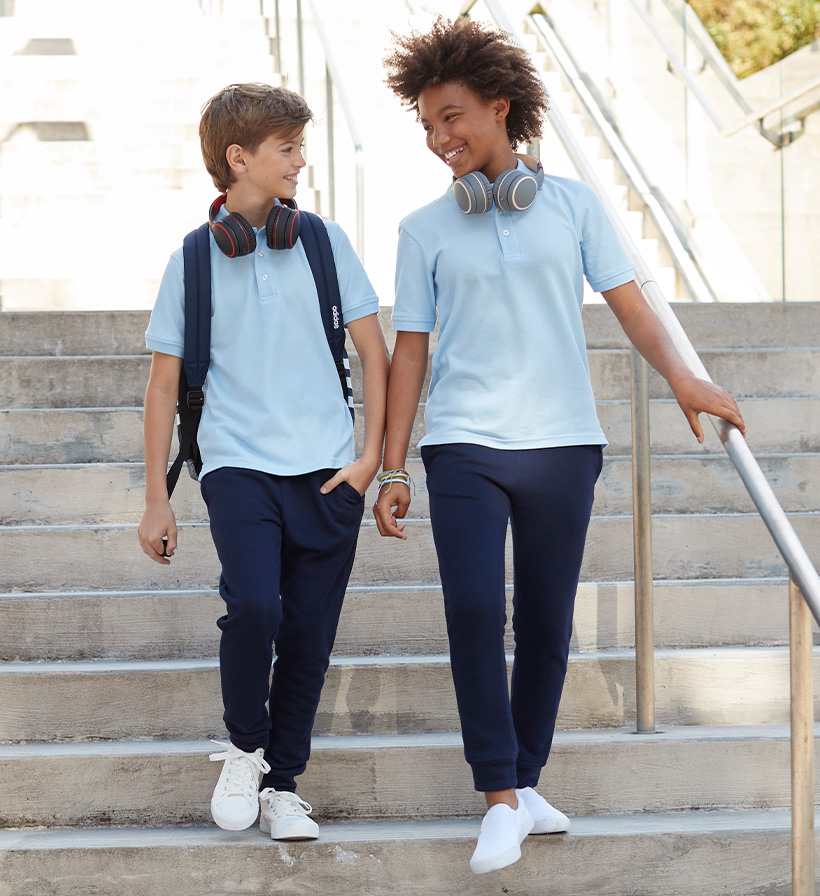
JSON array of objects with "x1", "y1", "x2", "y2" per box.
[
  {"x1": 421, "y1": 443, "x2": 603, "y2": 793},
  {"x1": 201, "y1": 466, "x2": 365, "y2": 792}
]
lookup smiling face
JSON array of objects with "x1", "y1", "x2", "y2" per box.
[
  {"x1": 240, "y1": 128, "x2": 306, "y2": 201},
  {"x1": 417, "y1": 82, "x2": 516, "y2": 184},
  {"x1": 223, "y1": 127, "x2": 307, "y2": 226}
]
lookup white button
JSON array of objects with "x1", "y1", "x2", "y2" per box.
[
  {"x1": 503, "y1": 229, "x2": 510, "y2": 236},
  {"x1": 258, "y1": 250, "x2": 264, "y2": 257},
  {"x1": 262, "y1": 273, "x2": 269, "y2": 280}
]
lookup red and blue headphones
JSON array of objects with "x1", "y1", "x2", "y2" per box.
[{"x1": 208, "y1": 194, "x2": 301, "y2": 257}]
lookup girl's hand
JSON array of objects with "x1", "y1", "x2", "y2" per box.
[
  {"x1": 374, "y1": 481, "x2": 411, "y2": 540},
  {"x1": 670, "y1": 373, "x2": 746, "y2": 443}
]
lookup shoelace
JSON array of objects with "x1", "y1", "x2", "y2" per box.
[
  {"x1": 209, "y1": 740, "x2": 271, "y2": 798},
  {"x1": 259, "y1": 787, "x2": 313, "y2": 820}
]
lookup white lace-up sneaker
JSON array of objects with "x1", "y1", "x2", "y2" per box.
[
  {"x1": 516, "y1": 787, "x2": 571, "y2": 834},
  {"x1": 208, "y1": 741, "x2": 271, "y2": 831},
  {"x1": 469, "y1": 800, "x2": 534, "y2": 874},
  {"x1": 259, "y1": 788, "x2": 319, "y2": 841}
]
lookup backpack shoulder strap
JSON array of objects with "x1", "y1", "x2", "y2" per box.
[
  {"x1": 166, "y1": 222, "x2": 211, "y2": 497},
  {"x1": 298, "y1": 211, "x2": 355, "y2": 419},
  {"x1": 182, "y1": 222, "x2": 212, "y2": 393}
]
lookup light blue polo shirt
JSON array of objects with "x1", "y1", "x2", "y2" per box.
[
  {"x1": 146, "y1": 209, "x2": 379, "y2": 478},
  {"x1": 393, "y1": 164, "x2": 634, "y2": 450}
]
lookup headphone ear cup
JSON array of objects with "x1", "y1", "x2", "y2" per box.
[
  {"x1": 211, "y1": 211, "x2": 256, "y2": 257},
  {"x1": 266, "y1": 205, "x2": 301, "y2": 250},
  {"x1": 453, "y1": 171, "x2": 493, "y2": 214},
  {"x1": 493, "y1": 169, "x2": 539, "y2": 212}
]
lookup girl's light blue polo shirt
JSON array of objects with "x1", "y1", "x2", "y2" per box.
[
  {"x1": 393, "y1": 166, "x2": 634, "y2": 450},
  {"x1": 146, "y1": 213, "x2": 379, "y2": 479}
]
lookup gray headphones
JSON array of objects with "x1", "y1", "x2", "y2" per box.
[{"x1": 453, "y1": 155, "x2": 544, "y2": 215}]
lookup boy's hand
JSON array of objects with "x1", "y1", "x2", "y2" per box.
[
  {"x1": 321, "y1": 458, "x2": 380, "y2": 498},
  {"x1": 670, "y1": 373, "x2": 746, "y2": 443},
  {"x1": 138, "y1": 501, "x2": 178, "y2": 565},
  {"x1": 374, "y1": 482, "x2": 411, "y2": 540}
]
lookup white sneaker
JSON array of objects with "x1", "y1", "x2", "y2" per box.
[
  {"x1": 516, "y1": 787, "x2": 570, "y2": 834},
  {"x1": 259, "y1": 788, "x2": 320, "y2": 841},
  {"x1": 208, "y1": 741, "x2": 270, "y2": 831},
  {"x1": 469, "y1": 800, "x2": 534, "y2": 875}
]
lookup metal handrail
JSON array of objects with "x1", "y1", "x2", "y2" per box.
[
  {"x1": 462, "y1": 0, "x2": 820, "y2": 619},
  {"x1": 654, "y1": 0, "x2": 753, "y2": 114},
  {"x1": 624, "y1": 0, "x2": 820, "y2": 147},
  {"x1": 302, "y1": 0, "x2": 365, "y2": 259},
  {"x1": 462, "y1": 0, "x2": 818, "y2": 890},
  {"x1": 528, "y1": 10, "x2": 716, "y2": 303},
  {"x1": 256, "y1": 0, "x2": 364, "y2": 259}
]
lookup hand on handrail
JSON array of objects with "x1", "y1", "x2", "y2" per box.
[{"x1": 667, "y1": 372, "x2": 746, "y2": 444}]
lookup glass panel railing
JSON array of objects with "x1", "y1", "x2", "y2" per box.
[{"x1": 542, "y1": 0, "x2": 820, "y2": 302}]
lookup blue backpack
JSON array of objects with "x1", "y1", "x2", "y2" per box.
[{"x1": 165, "y1": 212, "x2": 355, "y2": 497}]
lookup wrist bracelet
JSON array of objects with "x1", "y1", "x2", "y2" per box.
[{"x1": 377, "y1": 468, "x2": 415, "y2": 500}]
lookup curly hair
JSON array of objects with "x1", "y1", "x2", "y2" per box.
[{"x1": 383, "y1": 16, "x2": 549, "y2": 149}]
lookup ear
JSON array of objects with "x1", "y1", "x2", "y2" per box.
[
  {"x1": 225, "y1": 144, "x2": 246, "y2": 176},
  {"x1": 492, "y1": 97, "x2": 511, "y2": 122}
]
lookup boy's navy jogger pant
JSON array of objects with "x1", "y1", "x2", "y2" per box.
[
  {"x1": 201, "y1": 466, "x2": 365, "y2": 792},
  {"x1": 421, "y1": 443, "x2": 603, "y2": 793}
]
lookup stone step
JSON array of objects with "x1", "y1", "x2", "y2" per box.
[
  {"x1": 2, "y1": 453, "x2": 818, "y2": 525},
  {"x1": 0, "y1": 649, "x2": 815, "y2": 744},
  {"x1": 0, "y1": 162, "x2": 210, "y2": 194},
  {"x1": 3, "y1": 397, "x2": 818, "y2": 464},
  {"x1": 0, "y1": 810, "x2": 803, "y2": 896},
  {"x1": 2, "y1": 303, "x2": 817, "y2": 357},
  {"x1": 2, "y1": 514, "x2": 818, "y2": 592},
  {"x1": 0, "y1": 725, "x2": 814, "y2": 826},
  {"x1": 0, "y1": 578, "x2": 795, "y2": 662},
  {"x1": 2, "y1": 345, "x2": 819, "y2": 408},
  {"x1": 0, "y1": 312, "x2": 151, "y2": 358}
]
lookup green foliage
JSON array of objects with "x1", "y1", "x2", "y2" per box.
[{"x1": 687, "y1": 0, "x2": 820, "y2": 78}]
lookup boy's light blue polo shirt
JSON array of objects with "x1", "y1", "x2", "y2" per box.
[
  {"x1": 393, "y1": 164, "x2": 634, "y2": 450},
  {"x1": 146, "y1": 210, "x2": 379, "y2": 479}
]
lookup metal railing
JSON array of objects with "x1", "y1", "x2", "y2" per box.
[
  {"x1": 628, "y1": 0, "x2": 820, "y2": 148},
  {"x1": 213, "y1": 0, "x2": 366, "y2": 259},
  {"x1": 527, "y1": 9, "x2": 716, "y2": 303},
  {"x1": 461, "y1": 0, "x2": 819, "y2": 891},
  {"x1": 301, "y1": 0, "x2": 365, "y2": 259},
  {"x1": 274, "y1": 0, "x2": 365, "y2": 258}
]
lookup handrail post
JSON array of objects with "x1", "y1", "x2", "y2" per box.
[
  {"x1": 296, "y1": 0, "x2": 305, "y2": 98},
  {"x1": 790, "y1": 575, "x2": 816, "y2": 896},
  {"x1": 274, "y1": 0, "x2": 281, "y2": 74},
  {"x1": 326, "y1": 66, "x2": 335, "y2": 221},
  {"x1": 631, "y1": 347, "x2": 655, "y2": 733}
]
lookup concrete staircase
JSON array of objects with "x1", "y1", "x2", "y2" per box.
[
  {"x1": 1, "y1": 303, "x2": 819, "y2": 894},
  {"x1": 0, "y1": 0, "x2": 298, "y2": 312}
]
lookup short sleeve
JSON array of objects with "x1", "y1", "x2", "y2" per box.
[
  {"x1": 392, "y1": 227, "x2": 437, "y2": 332},
  {"x1": 325, "y1": 221, "x2": 380, "y2": 325},
  {"x1": 579, "y1": 186, "x2": 634, "y2": 293},
  {"x1": 145, "y1": 252, "x2": 185, "y2": 357}
]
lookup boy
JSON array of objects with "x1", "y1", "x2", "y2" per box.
[
  {"x1": 138, "y1": 83, "x2": 388, "y2": 840},
  {"x1": 375, "y1": 18, "x2": 745, "y2": 874}
]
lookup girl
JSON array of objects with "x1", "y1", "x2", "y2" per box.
[{"x1": 375, "y1": 17, "x2": 745, "y2": 876}]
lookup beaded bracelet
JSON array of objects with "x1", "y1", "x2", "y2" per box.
[{"x1": 376, "y1": 468, "x2": 415, "y2": 500}]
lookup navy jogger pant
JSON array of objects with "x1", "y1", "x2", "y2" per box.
[
  {"x1": 421, "y1": 443, "x2": 603, "y2": 793},
  {"x1": 201, "y1": 466, "x2": 365, "y2": 792}
]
